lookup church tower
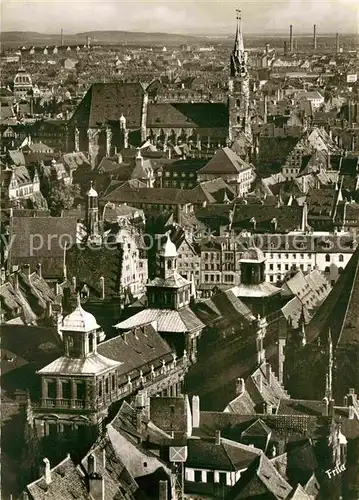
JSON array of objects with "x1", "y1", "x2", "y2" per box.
[
  {"x1": 85, "y1": 181, "x2": 101, "y2": 244},
  {"x1": 147, "y1": 233, "x2": 192, "y2": 310},
  {"x1": 228, "y1": 9, "x2": 251, "y2": 142}
]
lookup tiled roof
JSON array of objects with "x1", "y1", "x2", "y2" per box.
[
  {"x1": 98, "y1": 322, "x2": 173, "y2": 381},
  {"x1": 232, "y1": 282, "x2": 281, "y2": 298},
  {"x1": 102, "y1": 185, "x2": 194, "y2": 205},
  {"x1": 306, "y1": 245, "x2": 359, "y2": 347},
  {"x1": 288, "y1": 484, "x2": 312, "y2": 499},
  {"x1": 187, "y1": 437, "x2": 260, "y2": 471},
  {"x1": 37, "y1": 353, "x2": 121, "y2": 375},
  {"x1": 71, "y1": 82, "x2": 145, "y2": 128},
  {"x1": 198, "y1": 147, "x2": 252, "y2": 175},
  {"x1": 149, "y1": 396, "x2": 189, "y2": 434},
  {"x1": 225, "y1": 453, "x2": 293, "y2": 499},
  {"x1": 81, "y1": 433, "x2": 146, "y2": 500},
  {"x1": 26, "y1": 456, "x2": 88, "y2": 500},
  {"x1": 191, "y1": 178, "x2": 236, "y2": 204},
  {"x1": 147, "y1": 102, "x2": 228, "y2": 129},
  {"x1": 0, "y1": 324, "x2": 62, "y2": 391},
  {"x1": 114, "y1": 307, "x2": 204, "y2": 334},
  {"x1": 106, "y1": 423, "x2": 171, "y2": 478},
  {"x1": 61, "y1": 152, "x2": 90, "y2": 171},
  {"x1": 8, "y1": 216, "x2": 78, "y2": 279},
  {"x1": 146, "y1": 271, "x2": 190, "y2": 289}
]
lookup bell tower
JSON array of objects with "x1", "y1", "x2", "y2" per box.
[
  {"x1": 228, "y1": 9, "x2": 251, "y2": 142},
  {"x1": 85, "y1": 181, "x2": 101, "y2": 243}
]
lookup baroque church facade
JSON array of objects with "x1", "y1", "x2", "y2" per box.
[{"x1": 68, "y1": 12, "x2": 252, "y2": 167}]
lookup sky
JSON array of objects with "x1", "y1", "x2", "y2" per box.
[{"x1": 1, "y1": 0, "x2": 358, "y2": 35}]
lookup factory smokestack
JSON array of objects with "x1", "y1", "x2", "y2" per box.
[
  {"x1": 60, "y1": 28, "x2": 64, "y2": 47},
  {"x1": 313, "y1": 24, "x2": 317, "y2": 50},
  {"x1": 284, "y1": 41, "x2": 288, "y2": 56},
  {"x1": 289, "y1": 25, "x2": 293, "y2": 53},
  {"x1": 336, "y1": 33, "x2": 340, "y2": 53}
]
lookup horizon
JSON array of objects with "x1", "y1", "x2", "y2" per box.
[{"x1": 1, "y1": 0, "x2": 358, "y2": 35}]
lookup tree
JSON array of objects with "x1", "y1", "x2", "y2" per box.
[{"x1": 47, "y1": 182, "x2": 81, "y2": 216}]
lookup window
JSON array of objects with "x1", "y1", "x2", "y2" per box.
[
  {"x1": 112, "y1": 374, "x2": 116, "y2": 390},
  {"x1": 77, "y1": 382, "x2": 86, "y2": 400},
  {"x1": 277, "y1": 264, "x2": 281, "y2": 270},
  {"x1": 325, "y1": 266, "x2": 330, "y2": 273},
  {"x1": 194, "y1": 470, "x2": 202, "y2": 483},
  {"x1": 292, "y1": 254, "x2": 296, "y2": 259},
  {"x1": 300, "y1": 254, "x2": 304, "y2": 259},
  {"x1": 105, "y1": 378, "x2": 109, "y2": 394},
  {"x1": 269, "y1": 264, "x2": 273, "y2": 270},
  {"x1": 219, "y1": 473, "x2": 227, "y2": 485},
  {"x1": 98, "y1": 380, "x2": 103, "y2": 397},
  {"x1": 285, "y1": 253, "x2": 289, "y2": 259},
  {"x1": 47, "y1": 381, "x2": 56, "y2": 399},
  {"x1": 207, "y1": 471, "x2": 214, "y2": 483},
  {"x1": 339, "y1": 254, "x2": 344, "y2": 262},
  {"x1": 325, "y1": 254, "x2": 330, "y2": 262},
  {"x1": 62, "y1": 381, "x2": 71, "y2": 399}
]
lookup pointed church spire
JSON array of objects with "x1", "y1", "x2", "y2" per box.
[
  {"x1": 230, "y1": 8, "x2": 247, "y2": 78},
  {"x1": 233, "y1": 9, "x2": 244, "y2": 57}
]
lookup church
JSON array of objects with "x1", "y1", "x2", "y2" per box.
[{"x1": 68, "y1": 12, "x2": 252, "y2": 166}]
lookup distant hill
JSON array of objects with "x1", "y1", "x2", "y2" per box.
[{"x1": 1, "y1": 30, "x2": 204, "y2": 48}]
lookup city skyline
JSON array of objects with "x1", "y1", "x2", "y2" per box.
[{"x1": 2, "y1": 0, "x2": 358, "y2": 35}]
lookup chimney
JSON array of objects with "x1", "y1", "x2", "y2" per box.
[
  {"x1": 23, "y1": 263, "x2": 31, "y2": 278},
  {"x1": 236, "y1": 378, "x2": 245, "y2": 396},
  {"x1": 192, "y1": 395, "x2": 200, "y2": 428},
  {"x1": 284, "y1": 41, "x2": 288, "y2": 56},
  {"x1": 88, "y1": 452, "x2": 105, "y2": 500},
  {"x1": 336, "y1": 33, "x2": 340, "y2": 53},
  {"x1": 159, "y1": 480, "x2": 168, "y2": 500},
  {"x1": 322, "y1": 397, "x2": 329, "y2": 416},
  {"x1": 215, "y1": 430, "x2": 221, "y2": 445},
  {"x1": 263, "y1": 95, "x2": 268, "y2": 124},
  {"x1": 271, "y1": 218, "x2": 278, "y2": 232},
  {"x1": 43, "y1": 458, "x2": 52, "y2": 485},
  {"x1": 72, "y1": 276, "x2": 77, "y2": 291},
  {"x1": 289, "y1": 25, "x2": 293, "y2": 53},
  {"x1": 100, "y1": 276, "x2": 105, "y2": 299},
  {"x1": 265, "y1": 363, "x2": 272, "y2": 386},
  {"x1": 265, "y1": 43, "x2": 270, "y2": 55},
  {"x1": 37, "y1": 263, "x2": 42, "y2": 279},
  {"x1": 88, "y1": 453, "x2": 96, "y2": 475},
  {"x1": 13, "y1": 270, "x2": 19, "y2": 291},
  {"x1": 348, "y1": 100, "x2": 353, "y2": 127},
  {"x1": 135, "y1": 148, "x2": 143, "y2": 168},
  {"x1": 1, "y1": 267, "x2": 6, "y2": 285},
  {"x1": 301, "y1": 202, "x2": 308, "y2": 232},
  {"x1": 257, "y1": 372, "x2": 263, "y2": 393},
  {"x1": 313, "y1": 24, "x2": 317, "y2": 50},
  {"x1": 328, "y1": 399, "x2": 335, "y2": 417}
]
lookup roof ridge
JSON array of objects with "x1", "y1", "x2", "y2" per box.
[{"x1": 336, "y1": 247, "x2": 359, "y2": 346}]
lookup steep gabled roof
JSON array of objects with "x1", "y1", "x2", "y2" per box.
[
  {"x1": 71, "y1": 82, "x2": 145, "y2": 129},
  {"x1": 225, "y1": 453, "x2": 293, "y2": 500},
  {"x1": 198, "y1": 147, "x2": 252, "y2": 175},
  {"x1": 306, "y1": 245, "x2": 359, "y2": 347}
]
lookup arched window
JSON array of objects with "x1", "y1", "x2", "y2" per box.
[
  {"x1": 325, "y1": 254, "x2": 330, "y2": 262},
  {"x1": 338, "y1": 254, "x2": 344, "y2": 262}
]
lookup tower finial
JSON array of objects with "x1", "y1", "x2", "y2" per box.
[{"x1": 76, "y1": 292, "x2": 81, "y2": 308}]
